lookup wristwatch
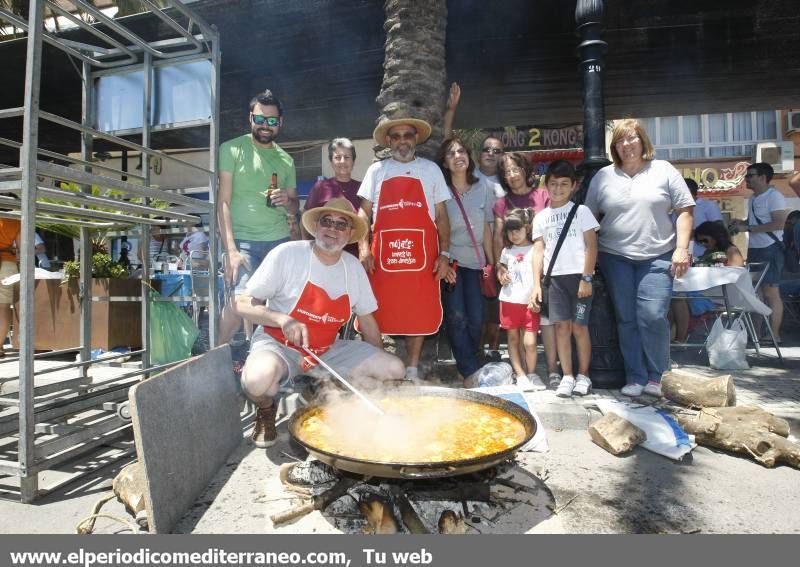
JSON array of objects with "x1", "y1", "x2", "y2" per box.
[
  {"x1": 581, "y1": 274, "x2": 593, "y2": 283},
  {"x1": 439, "y1": 250, "x2": 452, "y2": 260}
]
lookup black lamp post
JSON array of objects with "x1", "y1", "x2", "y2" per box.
[{"x1": 575, "y1": 0, "x2": 625, "y2": 388}]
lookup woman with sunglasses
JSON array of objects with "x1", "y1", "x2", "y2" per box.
[
  {"x1": 585, "y1": 119, "x2": 694, "y2": 398},
  {"x1": 435, "y1": 138, "x2": 496, "y2": 386},
  {"x1": 693, "y1": 221, "x2": 745, "y2": 267}
]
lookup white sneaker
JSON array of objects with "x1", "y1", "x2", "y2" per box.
[
  {"x1": 548, "y1": 372, "x2": 562, "y2": 388},
  {"x1": 516, "y1": 373, "x2": 546, "y2": 392},
  {"x1": 573, "y1": 374, "x2": 592, "y2": 396},
  {"x1": 556, "y1": 375, "x2": 576, "y2": 397},
  {"x1": 643, "y1": 381, "x2": 663, "y2": 397},
  {"x1": 620, "y1": 383, "x2": 644, "y2": 397},
  {"x1": 405, "y1": 366, "x2": 422, "y2": 383}
]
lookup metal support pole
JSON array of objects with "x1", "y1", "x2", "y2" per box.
[
  {"x1": 141, "y1": 52, "x2": 153, "y2": 372},
  {"x1": 18, "y1": 0, "x2": 45, "y2": 503},
  {"x1": 79, "y1": 60, "x2": 93, "y2": 380},
  {"x1": 208, "y1": 28, "x2": 221, "y2": 348},
  {"x1": 576, "y1": 0, "x2": 624, "y2": 389}
]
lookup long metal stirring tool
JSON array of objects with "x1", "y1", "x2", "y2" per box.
[{"x1": 302, "y1": 346, "x2": 384, "y2": 415}]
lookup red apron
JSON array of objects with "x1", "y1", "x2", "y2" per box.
[
  {"x1": 369, "y1": 174, "x2": 442, "y2": 335},
  {"x1": 263, "y1": 252, "x2": 351, "y2": 370}
]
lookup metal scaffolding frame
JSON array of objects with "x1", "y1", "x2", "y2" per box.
[{"x1": 0, "y1": 0, "x2": 220, "y2": 501}]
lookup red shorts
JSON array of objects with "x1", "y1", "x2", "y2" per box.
[{"x1": 499, "y1": 301, "x2": 541, "y2": 332}]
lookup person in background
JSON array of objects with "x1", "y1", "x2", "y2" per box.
[
  {"x1": 693, "y1": 221, "x2": 745, "y2": 267},
  {"x1": 497, "y1": 209, "x2": 544, "y2": 391},
  {"x1": 789, "y1": 170, "x2": 800, "y2": 198},
  {"x1": 304, "y1": 138, "x2": 361, "y2": 255},
  {"x1": 34, "y1": 232, "x2": 51, "y2": 269},
  {"x1": 493, "y1": 152, "x2": 559, "y2": 387},
  {"x1": 357, "y1": 116, "x2": 451, "y2": 382},
  {"x1": 531, "y1": 160, "x2": 599, "y2": 398},
  {"x1": 585, "y1": 118, "x2": 694, "y2": 398},
  {"x1": 441, "y1": 82, "x2": 506, "y2": 364},
  {"x1": 0, "y1": 219, "x2": 20, "y2": 356},
  {"x1": 669, "y1": 177, "x2": 724, "y2": 342},
  {"x1": 730, "y1": 162, "x2": 788, "y2": 344},
  {"x1": 684, "y1": 178, "x2": 723, "y2": 259},
  {"x1": 435, "y1": 137, "x2": 495, "y2": 386},
  {"x1": 217, "y1": 89, "x2": 299, "y2": 345}
]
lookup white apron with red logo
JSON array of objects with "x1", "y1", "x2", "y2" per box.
[
  {"x1": 369, "y1": 174, "x2": 442, "y2": 335},
  {"x1": 263, "y1": 251, "x2": 351, "y2": 370}
]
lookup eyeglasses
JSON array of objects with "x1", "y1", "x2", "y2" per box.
[
  {"x1": 389, "y1": 132, "x2": 416, "y2": 141},
  {"x1": 615, "y1": 135, "x2": 640, "y2": 145},
  {"x1": 481, "y1": 148, "x2": 503, "y2": 155},
  {"x1": 505, "y1": 167, "x2": 524, "y2": 175},
  {"x1": 252, "y1": 114, "x2": 280, "y2": 127},
  {"x1": 318, "y1": 216, "x2": 351, "y2": 232}
]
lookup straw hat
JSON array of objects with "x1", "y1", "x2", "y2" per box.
[
  {"x1": 301, "y1": 197, "x2": 367, "y2": 244},
  {"x1": 372, "y1": 117, "x2": 432, "y2": 146}
]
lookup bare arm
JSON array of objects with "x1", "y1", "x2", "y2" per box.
[
  {"x1": 748, "y1": 209, "x2": 789, "y2": 233},
  {"x1": 358, "y1": 199, "x2": 374, "y2": 273},
  {"x1": 530, "y1": 238, "x2": 544, "y2": 311},
  {"x1": 493, "y1": 218, "x2": 505, "y2": 277},
  {"x1": 672, "y1": 206, "x2": 694, "y2": 277},
  {"x1": 217, "y1": 171, "x2": 251, "y2": 285},
  {"x1": 355, "y1": 312, "x2": 382, "y2": 349},
  {"x1": 579, "y1": 229, "x2": 599, "y2": 299},
  {"x1": 433, "y1": 201, "x2": 451, "y2": 280},
  {"x1": 443, "y1": 82, "x2": 460, "y2": 140},
  {"x1": 482, "y1": 221, "x2": 494, "y2": 265},
  {"x1": 789, "y1": 171, "x2": 800, "y2": 197},
  {"x1": 236, "y1": 294, "x2": 308, "y2": 347},
  {"x1": 726, "y1": 245, "x2": 745, "y2": 267}
]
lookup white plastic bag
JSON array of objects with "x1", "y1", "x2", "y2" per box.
[
  {"x1": 706, "y1": 318, "x2": 749, "y2": 370},
  {"x1": 476, "y1": 362, "x2": 514, "y2": 387}
]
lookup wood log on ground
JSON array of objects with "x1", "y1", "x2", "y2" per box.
[
  {"x1": 588, "y1": 412, "x2": 646, "y2": 455},
  {"x1": 674, "y1": 406, "x2": 799, "y2": 469},
  {"x1": 662, "y1": 369, "x2": 736, "y2": 408}
]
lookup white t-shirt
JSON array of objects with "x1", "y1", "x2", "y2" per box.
[
  {"x1": 532, "y1": 202, "x2": 599, "y2": 276},
  {"x1": 357, "y1": 158, "x2": 450, "y2": 222},
  {"x1": 499, "y1": 244, "x2": 534, "y2": 305},
  {"x1": 746, "y1": 187, "x2": 787, "y2": 249},
  {"x1": 180, "y1": 231, "x2": 209, "y2": 254},
  {"x1": 475, "y1": 169, "x2": 505, "y2": 198},
  {"x1": 691, "y1": 198, "x2": 723, "y2": 257},
  {"x1": 245, "y1": 241, "x2": 377, "y2": 316}
]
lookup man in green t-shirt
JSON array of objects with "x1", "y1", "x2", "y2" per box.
[{"x1": 218, "y1": 89, "x2": 299, "y2": 344}]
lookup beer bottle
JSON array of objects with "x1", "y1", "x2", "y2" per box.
[{"x1": 266, "y1": 172, "x2": 278, "y2": 208}]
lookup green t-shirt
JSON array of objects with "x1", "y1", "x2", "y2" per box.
[{"x1": 218, "y1": 133, "x2": 297, "y2": 242}]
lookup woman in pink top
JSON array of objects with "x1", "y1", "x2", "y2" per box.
[{"x1": 492, "y1": 152, "x2": 556, "y2": 383}]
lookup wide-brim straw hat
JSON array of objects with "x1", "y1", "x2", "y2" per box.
[
  {"x1": 372, "y1": 117, "x2": 432, "y2": 146},
  {"x1": 301, "y1": 197, "x2": 367, "y2": 245}
]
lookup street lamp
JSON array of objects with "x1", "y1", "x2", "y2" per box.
[{"x1": 576, "y1": 0, "x2": 625, "y2": 388}]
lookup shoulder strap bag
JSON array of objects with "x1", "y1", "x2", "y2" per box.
[
  {"x1": 450, "y1": 187, "x2": 498, "y2": 297},
  {"x1": 749, "y1": 195, "x2": 784, "y2": 249},
  {"x1": 539, "y1": 203, "x2": 579, "y2": 317}
]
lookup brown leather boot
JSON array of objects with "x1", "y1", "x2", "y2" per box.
[{"x1": 252, "y1": 404, "x2": 277, "y2": 448}]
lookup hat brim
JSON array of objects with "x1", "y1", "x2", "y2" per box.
[
  {"x1": 301, "y1": 206, "x2": 368, "y2": 245},
  {"x1": 373, "y1": 118, "x2": 432, "y2": 147}
]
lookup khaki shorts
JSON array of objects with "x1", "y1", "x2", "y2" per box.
[
  {"x1": 0, "y1": 261, "x2": 18, "y2": 304},
  {"x1": 248, "y1": 327, "x2": 384, "y2": 383}
]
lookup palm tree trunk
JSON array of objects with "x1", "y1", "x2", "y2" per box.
[{"x1": 376, "y1": 0, "x2": 447, "y2": 159}]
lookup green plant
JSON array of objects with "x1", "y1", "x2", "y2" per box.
[{"x1": 62, "y1": 252, "x2": 130, "y2": 284}]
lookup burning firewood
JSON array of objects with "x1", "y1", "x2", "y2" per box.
[
  {"x1": 438, "y1": 510, "x2": 467, "y2": 534},
  {"x1": 359, "y1": 495, "x2": 399, "y2": 534}
]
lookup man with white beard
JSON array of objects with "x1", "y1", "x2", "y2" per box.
[{"x1": 236, "y1": 198, "x2": 405, "y2": 448}]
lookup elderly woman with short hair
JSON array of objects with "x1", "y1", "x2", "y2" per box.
[{"x1": 585, "y1": 119, "x2": 694, "y2": 398}]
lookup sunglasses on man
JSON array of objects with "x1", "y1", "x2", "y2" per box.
[
  {"x1": 318, "y1": 216, "x2": 351, "y2": 232},
  {"x1": 252, "y1": 114, "x2": 280, "y2": 127},
  {"x1": 481, "y1": 147, "x2": 503, "y2": 155}
]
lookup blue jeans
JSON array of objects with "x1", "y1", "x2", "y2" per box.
[
  {"x1": 442, "y1": 266, "x2": 484, "y2": 377},
  {"x1": 233, "y1": 238, "x2": 289, "y2": 293},
  {"x1": 599, "y1": 251, "x2": 673, "y2": 386}
]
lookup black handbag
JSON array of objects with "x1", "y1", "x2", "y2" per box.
[{"x1": 539, "y1": 202, "x2": 578, "y2": 318}]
